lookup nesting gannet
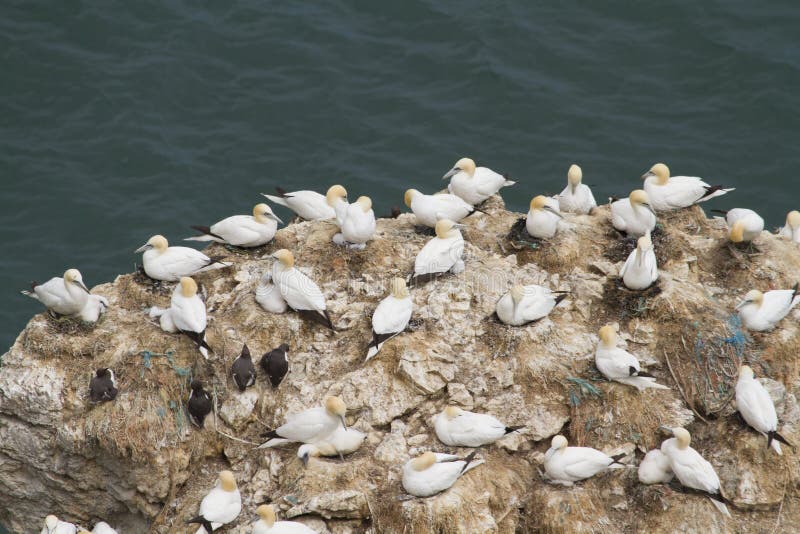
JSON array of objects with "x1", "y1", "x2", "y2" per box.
[
  {"x1": 270, "y1": 249, "x2": 334, "y2": 330},
  {"x1": 187, "y1": 470, "x2": 242, "y2": 534},
  {"x1": 611, "y1": 190, "x2": 657, "y2": 237},
  {"x1": 434, "y1": 406, "x2": 522, "y2": 447},
  {"x1": 79, "y1": 294, "x2": 109, "y2": 323},
  {"x1": 642, "y1": 163, "x2": 733, "y2": 211},
  {"x1": 41, "y1": 514, "x2": 77, "y2": 534},
  {"x1": 595, "y1": 325, "x2": 669, "y2": 390},
  {"x1": 165, "y1": 277, "x2": 211, "y2": 358},
  {"x1": 443, "y1": 157, "x2": 515, "y2": 206},
  {"x1": 638, "y1": 449, "x2": 674, "y2": 484},
  {"x1": 255, "y1": 272, "x2": 288, "y2": 314},
  {"x1": 263, "y1": 187, "x2": 336, "y2": 221},
  {"x1": 402, "y1": 451, "x2": 484, "y2": 497},
  {"x1": 715, "y1": 208, "x2": 764, "y2": 244},
  {"x1": 89, "y1": 368, "x2": 118, "y2": 403},
  {"x1": 736, "y1": 284, "x2": 800, "y2": 331},
  {"x1": 260, "y1": 343, "x2": 289, "y2": 387},
  {"x1": 297, "y1": 427, "x2": 367, "y2": 465},
  {"x1": 333, "y1": 196, "x2": 376, "y2": 249},
  {"x1": 778, "y1": 210, "x2": 800, "y2": 243},
  {"x1": 22, "y1": 269, "x2": 90, "y2": 316},
  {"x1": 252, "y1": 504, "x2": 317, "y2": 534},
  {"x1": 557, "y1": 164, "x2": 596, "y2": 214},
  {"x1": 366, "y1": 278, "x2": 413, "y2": 360},
  {"x1": 526, "y1": 195, "x2": 564, "y2": 239},
  {"x1": 619, "y1": 232, "x2": 658, "y2": 290},
  {"x1": 410, "y1": 219, "x2": 465, "y2": 285},
  {"x1": 188, "y1": 380, "x2": 213, "y2": 428},
  {"x1": 186, "y1": 203, "x2": 282, "y2": 247},
  {"x1": 231, "y1": 344, "x2": 256, "y2": 392},
  {"x1": 135, "y1": 235, "x2": 229, "y2": 282},
  {"x1": 404, "y1": 189, "x2": 475, "y2": 228},
  {"x1": 325, "y1": 185, "x2": 349, "y2": 226},
  {"x1": 495, "y1": 284, "x2": 567, "y2": 326},
  {"x1": 90, "y1": 522, "x2": 118, "y2": 534},
  {"x1": 736, "y1": 365, "x2": 793, "y2": 454},
  {"x1": 258, "y1": 396, "x2": 347, "y2": 448},
  {"x1": 544, "y1": 435, "x2": 626, "y2": 486},
  {"x1": 659, "y1": 427, "x2": 730, "y2": 517}
]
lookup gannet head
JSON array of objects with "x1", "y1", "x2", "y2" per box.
[
  {"x1": 551, "y1": 435, "x2": 568, "y2": 451},
  {"x1": 672, "y1": 427, "x2": 691, "y2": 449},
  {"x1": 271, "y1": 249, "x2": 295, "y2": 268},
  {"x1": 135, "y1": 234, "x2": 168, "y2": 253},
  {"x1": 729, "y1": 220, "x2": 747, "y2": 242},
  {"x1": 434, "y1": 218, "x2": 463, "y2": 239},
  {"x1": 629, "y1": 190, "x2": 655, "y2": 215},
  {"x1": 356, "y1": 196, "x2": 372, "y2": 212},
  {"x1": 598, "y1": 324, "x2": 618, "y2": 348},
  {"x1": 390, "y1": 277, "x2": 409, "y2": 299},
  {"x1": 510, "y1": 285, "x2": 526, "y2": 304},
  {"x1": 787, "y1": 210, "x2": 800, "y2": 229},
  {"x1": 64, "y1": 269, "x2": 90, "y2": 294},
  {"x1": 298, "y1": 443, "x2": 321, "y2": 466},
  {"x1": 411, "y1": 451, "x2": 437, "y2": 471},
  {"x1": 256, "y1": 504, "x2": 276, "y2": 527},
  {"x1": 637, "y1": 232, "x2": 653, "y2": 252},
  {"x1": 443, "y1": 157, "x2": 476, "y2": 179},
  {"x1": 179, "y1": 277, "x2": 198, "y2": 298},
  {"x1": 736, "y1": 289, "x2": 763, "y2": 310},
  {"x1": 253, "y1": 203, "x2": 283, "y2": 224},
  {"x1": 444, "y1": 405, "x2": 462, "y2": 419},
  {"x1": 529, "y1": 195, "x2": 562, "y2": 218},
  {"x1": 45, "y1": 515, "x2": 59, "y2": 530},
  {"x1": 568, "y1": 164, "x2": 582, "y2": 192},
  {"x1": 643, "y1": 163, "x2": 670, "y2": 185},
  {"x1": 404, "y1": 189, "x2": 420, "y2": 208},
  {"x1": 325, "y1": 396, "x2": 347, "y2": 428},
  {"x1": 738, "y1": 364, "x2": 754, "y2": 380},
  {"x1": 326, "y1": 184, "x2": 348, "y2": 207},
  {"x1": 219, "y1": 470, "x2": 237, "y2": 492}
]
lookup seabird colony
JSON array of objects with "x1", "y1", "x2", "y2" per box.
[{"x1": 24, "y1": 157, "x2": 800, "y2": 531}]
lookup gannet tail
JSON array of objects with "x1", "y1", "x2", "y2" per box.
[
  {"x1": 618, "y1": 376, "x2": 670, "y2": 391},
  {"x1": 768, "y1": 430, "x2": 793, "y2": 454},
  {"x1": 502, "y1": 174, "x2": 515, "y2": 187},
  {"x1": 263, "y1": 187, "x2": 291, "y2": 207},
  {"x1": 185, "y1": 226, "x2": 226, "y2": 243},
  {"x1": 366, "y1": 331, "x2": 400, "y2": 361},
  {"x1": 708, "y1": 496, "x2": 731, "y2": 517},
  {"x1": 698, "y1": 186, "x2": 735, "y2": 203},
  {"x1": 186, "y1": 515, "x2": 214, "y2": 534}
]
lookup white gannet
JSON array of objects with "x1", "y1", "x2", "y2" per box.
[
  {"x1": 611, "y1": 190, "x2": 657, "y2": 237},
  {"x1": 434, "y1": 406, "x2": 522, "y2": 447},
  {"x1": 366, "y1": 277, "x2": 413, "y2": 360},
  {"x1": 495, "y1": 284, "x2": 567, "y2": 326},
  {"x1": 595, "y1": 325, "x2": 669, "y2": 390},
  {"x1": 22, "y1": 268, "x2": 90, "y2": 316},
  {"x1": 642, "y1": 163, "x2": 734, "y2": 211},
  {"x1": 78, "y1": 294, "x2": 109, "y2": 323},
  {"x1": 135, "y1": 235, "x2": 230, "y2": 282},
  {"x1": 557, "y1": 164, "x2": 596, "y2": 214},
  {"x1": 255, "y1": 271, "x2": 288, "y2": 314},
  {"x1": 186, "y1": 203, "x2": 282, "y2": 248},
  {"x1": 443, "y1": 157, "x2": 515, "y2": 206},
  {"x1": 163, "y1": 277, "x2": 211, "y2": 358},
  {"x1": 263, "y1": 187, "x2": 336, "y2": 221},
  {"x1": 270, "y1": 249, "x2": 334, "y2": 330},
  {"x1": 40, "y1": 514, "x2": 77, "y2": 534},
  {"x1": 619, "y1": 232, "x2": 658, "y2": 290},
  {"x1": 231, "y1": 344, "x2": 256, "y2": 392},
  {"x1": 258, "y1": 396, "x2": 347, "y2": 448},
  {"x1": 89, "y1": 368, "x2": 118, "y2": 403},
  {"x1": 736, "y1": 365, "x2": 793, "y2": 454},
  {"x1": 90, "y1": 522, "x2": 118, "y2": 534},
  {"x1": 404, "y1": 189, "x2": 475, "y2": 228},
  {"x1": 325, "y1": 185, "x2": 349, "y2": 227},
  {"x1": 526, "y1": 195, "x2": 564, "y2": 239},
  {"x1": 716, "y1": 208, "x2": 764, "y2": 244},
  {"x1": 187, "y1": 470, "x2": 242, "y2": 534},
  {"x1": 638, "y1": 449, "x2": 674, "y2": 484},
  {"x1": 333, "y1": 196, "x2": 376, "y2": 249},
  {"x1": 410, "y1": 219, "x2": 465, "y2": 285},
  {"x1": 252, "y1": 504, "x2": 317, "y2": 534},
  {"x1": 778, "y1": 210, "x2": 800, "y2": 243},
  {"x1": 187, "y1": 380, "x2": 213, "y2": 428},
  {"x1": 297, "y1": 426, "x2": 367, "y2": 465},
  {"x1": 260, "y1": 343, "x2": 289, "y2": 387},
  {"x1": 659, "y1": 427, "x2": 730, "y2": 517},
  {"x1": 402, "y1": 451, "x2": 484, "y2": 497},
  {"x1": 736, "y1": 284, "x2": 800, "y2": 331},
  {"x1": 544, "y1": 435, "x2": 626, "y2": 486}
]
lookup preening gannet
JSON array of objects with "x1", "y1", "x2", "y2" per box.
[{"x1": 404, "y1": 189, "x2": 475, "y2": 228}]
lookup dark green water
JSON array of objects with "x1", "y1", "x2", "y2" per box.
[{"x1": 2, "y1": 0, "x2": 799, "y2": 358}]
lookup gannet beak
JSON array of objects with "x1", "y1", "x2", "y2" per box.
[
  {"x1": 301, "y1": 453, "x2": 309, "y2": 467},
  {"x1": 570, "y1": 184, "x2": 577, "y2": 194},
  {"x1": 544, "y1": 206, "x2": 564, "y2": 219},
  {"x1": 641, "y1": 171, "x2": 655, "y2": 180},
  {"x1": 452, "y1": 223, "x2": 466, "y2": 229},
  {"x1": 657, "y1": 425, "x2": 674, "y2": 435},
  {"x1": 340, "y1": 415, "x2": 347, "y2": 430},
  {"x1": 75, "y1": 280, "x2": 90, "y2": 294},
  {"x1": 643, "y1": 203, "x2": 656, "y2": 216},
  {"x1": 267, "y1": 212, "x2": 284, "y2": 224},
  {"x1": 134, "y1": 243, "x2": 152, "y2": 253},
  {"x1": 443, "y1": 167, "x2": 459, "y2": 180},
  {"x1": 735, "y1": 299, "x2": 749, "y2": 310}
]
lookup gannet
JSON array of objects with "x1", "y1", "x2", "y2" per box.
[
  {"x1": 135, "y1": 235, "x2": 229, "y2": 282},
  {"x1": 270, "y1": 249, "x2": 334, "y2": 330},
  {"x1": 619, "y1": 232, "x2": 658, "y2": 290},
  {"x1": 187, "y1": 470, "x2": 242, "y2": 534},
  {"x1": 252, "y1": 504, "x2": 317, "y2": 534},
  {"x1": 23, "y1": 268, "x2": 90, "y2": 316},
  {"x1": 90, "y1": 522, "x2": 118, "y2": 534},
  {"x1": 297, "y1": 427, "x2": 367, "y2": 465},
  {"x1": 495, "y1": 284, "x2": 567, "y2": 326},
  {"x1": 544, "y1": 435, "x2": 626, "y2": 486},
  {"x1": 410, "y1": 219, "x2": 465, "y2": 285},
  {"x1": 260, "y1": 343, "x2": 289, "y2": 387},
  {"x1": 333, "y1": 196, "x2": 376, "y2": 249},
  {"x1": 642, "y1": 163, "x2": 733, "y2": 211},
  {"x1": 165, "y1": 277, "x2": 211, "y2": 358},
  {"x1": 89, "y1": 368, "x2": 118, "y2": 403},
  {"x1": 443, "y1": 157, "x2": 515, "y2": 206},
  {"x1": 366, "y1": 277, "x2": 413, "y2": 360},
  {"x1": 404, "y1": 189, "x2": 475, "y2": 228},
  {"x1": 659, "y1": 427, "x2": 730, "y2": 517},
  {"x1": 258, "y1": 396, "x2": 347, "y2": 448},
  {"x1": 716, "y1": 208, "x2": 764, "y2": 244},
  {"x1": 638, "y1": 449, "x2": 674, "y2": 484},
  {"x1": 557, "y1": 164, "x2": 596, "y2": 214},
  {"x1": 611, "y1": 190, "x2": 657, "y2": 237},
  {"x1": 736, "y1": 284, "x2": 800, "y2": 331},
  {"x1": 231, "y1": 344, "x2": 256, "y2": 392},
  {"x1": 78, "y1": 294, "x2": 109, "y2": 323},
  {"x1": 40, "y1": 514, "x2": 77, "y2": 534},
  {"x1": 735, "y1": 365, "x2": 793, "y2": 454},
  {"x1": 188, "y1": 380, "x2": 213, "y2": 428},
  {"x1": 595, "y1": 325, "x2": 669, "y2": 390},
  {"x1": 526, "y1": 195, "x2": 563, "y2": 239},
  {"x1": 263, "y1": 186, "x2": 336, "y2": 221},
  {"x1": 186, "y1": 203, "x2": 282, "y2": 247},
  {"x1": 402, "y1": 451, "x2": 484, "y2": 497},
  {"x1": 778, "y1": 210, "x2": 800, "y2": 243},
  {"x1": 325, "y1": 185, "x2": 349, "y2": 227},
  {"x1": 434, "y1": 406, "x2": 522, "y2": 447},
  {"x1": 255, "y1": 272, "x2": 288, "y2": 314}
]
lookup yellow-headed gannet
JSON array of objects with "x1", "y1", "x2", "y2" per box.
[
  {"x1": 89, "y1": 368, "x2": 118, "y2": 403},
  {"x1": 160, "y1": 277, "x2": 212, "y2": 358},
  {"x1": 495, "y1": 284, "x2": 568, "y2": 326},
  {"x1": 642, "y1": 163, "x2": 734, "y2": 211},
  {"x1": 544, "y1": 435, "x2": 626, "y2": 486},
  {"x1": 23, "y1": 268, "x2": 90, "y2": 316},
  {"x1": 736, "y1": 284, "x2": 799, "y2": 331},
  {"x1": 186, "y1": 203, "x2": 282, "y2": 247},
  {"x1": 778, "y1": 210, "x2": 800, "y2": 243},
  {"x1": 557, "y1": 164, "x2": 596, "y2": 214},
  {"x1": 297, "y1": 427, "x2": 367, "y2": 465},
  {"x1": 404, "y1": 188, "x2": 475, "y2": 228},
  {"x1": 402, "y1": 451, "x2": 484, "y2": 497},
  {"x1": 611, "y1": 190, "x2": 657, "y2": 237},
  {"x1": 135, "y1": 235, "x2": 229, "y2": 282},
  {"x1": 270, "y1": 249, "x2": 334, "y2": 330},
  {"x1": 410, "y1": 219, "x2": 465, "y2": 285},
  {"x1": 366, "y1": 278, "x2": 413, "y2": 360},
  {"x1": 619, "y1": 232, "x2": 658, "y2": 290},
  {"x1": 258, "y1": 396, "x2": 347, "y2": 448},
  {"x1": 595, "y1": 325, "x2": 669, "y2": 390},
  {"x1": 434, "y1": 406, "x2": 522, "y2": 447},
  {"x1": 252, "y1": 504, "x2": 318, "y2": 534},
  {"x1": 325, "y1": 185, "x2": 349, "y2": 227},
  {"x1": 736, "y1": 365, "x2": 794, "y2": 454},
  {"x1": 638, "y1": 449, "x2": 674, "y2": 484},
  {"x1": 443, "y1": 157, "x2": 515, "y2": 206},
  {"x1": 187, "y1": 470, "x2": 242, "y2": 533},
  {"x1": 526, "y1": 195, "x2": 564, "y2": 239},
  {"x1": 333, "y1": 196, "x2": 376, "y2": 249},
  {"x1": 715, "y1": 208, "x2": 764, "y2": 244},
  {"x1": 263, "y1": 187, "x2": 336, "y2": 221}
]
